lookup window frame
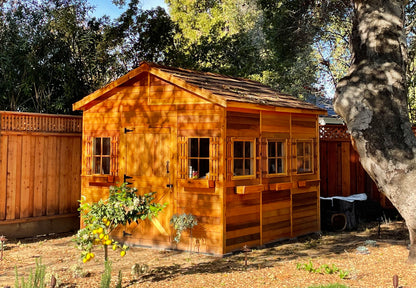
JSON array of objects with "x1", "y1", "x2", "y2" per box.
[
  {"x1": 231, "y1": 138, "x2": 256, "y2": 179},
  {"x1": 92, "y1": 137, "x2": 112, "y2": 175},
  {"x1": 187, "y1": 137, "x2": 210, "y2": 180},
  {"x1": 266, "y1": 139, "x2": 287, "y2": 177},
  {"x1": 295, "y1": 139, "x2": 314, "y2": 175}
]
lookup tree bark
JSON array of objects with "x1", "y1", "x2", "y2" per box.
[{"x1": 334, "y1": 0, "x2": 416, "y2": 263}]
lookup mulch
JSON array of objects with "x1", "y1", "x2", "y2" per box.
[{"x1": 1, "y1": 221, "x2": 415, "y2": 288}]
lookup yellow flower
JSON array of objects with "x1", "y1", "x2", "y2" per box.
[
  {"x1": 120, "y1": 250, "x2": 126, "y2": 257},
  {"x1": 112, "y1": 244, "x2": 117, "y2": 251}
]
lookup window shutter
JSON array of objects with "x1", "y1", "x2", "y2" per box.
[
  {"x1": 260, "y1": 138, "x2": 267, "y2": 177},
  {"x1": 209, "y1": 137, "x2": 219, "y2": 181},
  {"x1": 178, "y1": 137, "x2": 187, "y2": 179},
  {"x1": 85, "y1": 136, "x2": 92, "y2": 175},
  {"x1": 226, "y1": 137, "x2": 232, "y2": 181},
  {"x1": 111, "y1": 137, "x2": 119, "y2": 176}
]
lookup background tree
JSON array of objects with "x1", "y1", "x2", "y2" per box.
[{"x1": 333, "y1": 0, "x2": 416, "y2": 263}]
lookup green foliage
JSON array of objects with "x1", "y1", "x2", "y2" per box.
[
  {"x1": 307, "y1": 284, "x2": 349, "y2": 288},
  {"x1": 170, "y1": 213, "x2": 198, "y2": 243},
  {"x1": 100, "y1": 261, "x2": 112, "y2": 288},
  {"x1": 74, "y1": 183, "x2": 165, "y2": 262},
  {"x1": 296, "y1": 260, "x2": 349, "y2": 280},
  {"x1": 116, "y1": 270, "x2": 123, "y2": 288},
  {"x1": 14, "y1": 258, "x2": 46, "y2": 288},
  {"x1": 0, "y1": 0, "x2": 119, "y2": 113}
]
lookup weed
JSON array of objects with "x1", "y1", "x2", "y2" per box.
[
  {"x1": 14, "y1": 257, "x2": 46, "y2": 288},
  {"x1": 296, "y1": 260, "x2": 349, "y2": 280},
  {"x1": 100, "y1": 260, "x2": 112, "y2": 288}
]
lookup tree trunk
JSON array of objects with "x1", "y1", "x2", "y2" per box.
[{"x1": 334, "y1": 0, "x2": 416, "y2": 263}]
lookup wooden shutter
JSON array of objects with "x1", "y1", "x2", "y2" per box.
[
  {"x1": 111, "y1": 136, "x2": 119, "y2": 176},
  {"x1": 178, "y1": 137, "x2": 187, "y2": 179},
  {"x1": 209, "y1": 137, "x2": 219, "y2": 181},
  {"x1": 85, "y1": 136, "x2": 92, "y2": 175},
  {"x1": 260, "y1": 138, "x2": 267, "y2": 177},
  {"x1": 226, "y1": 137, "x2": 232, "y2": 181}
]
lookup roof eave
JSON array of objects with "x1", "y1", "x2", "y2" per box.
[{"x1": 227, "y1": 101, "x2": 328, "y2": 115}]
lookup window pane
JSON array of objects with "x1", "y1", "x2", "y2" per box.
[
  {"x1": 297, "y1": 142, "x2": 303, "y2": 156},
  {"x1": 102, "y1": 138, "x2": 111, "y2": 155},
  {"x1": 304, "y1": 159, "x2": 311, "y2": 172},
  {"x1": 277, "y1": 158, "x2": 283, "y2": 173},
  {"x1": 189, "y1": 158, "x2": 198, "y2": 178},
  {"x1": 200, "y1": 138, "x2": 210, "y2": 157},
  {"x1": 234, "y1": 141, "x2": 243, "y2": 157},
  {"x1": 297, "y1": 158, "x2": 304, "y2": 173},
  {"x1": 268, "y1": 142, "x2": 276, "y2": 157},
  {"x1": 102, "y1": 157, "x2": 111, "y2": 174},
  {"x1": 305, "y1": 142, "x2": 311, "y2": 155},
  {"x1": 93, "y1": 157, "x2": 101, "y2": 174},
  {"x1": 93, "y1": 138, "x2": 101, "y2": 155},
  {"x1": 234, "y1": 159, "x2": 244, "y2": 176},
  {"x1": 200, "y1": 159, "x2": 210, "y2": 178},
  {"x1": 277, "y1": 142, "x2": 283, "y2": 157},
  {"x1": 189, "y1": 138, "x2": 199, "y2": 157},
  {"x1": 245, "y1": 159, "x2": 253, "y2": 175},
  {"x1": 268, "y1": 159, "x2": 276, "y2": 174},
  {"x1": 244, "y1": 142, "x2": 252, "y2": 158}
]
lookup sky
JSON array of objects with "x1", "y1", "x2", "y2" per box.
[{"x1": 89, "y1": 0, "x2": 168, "y2": 19}]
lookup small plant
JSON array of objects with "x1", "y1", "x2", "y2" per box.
[
  {"x1": 356, "y1": 246, "x2": 370, "y2": 254},
  {"x1": 100, "y1": 261, "x2": 112, "y2": 288},
  {"x1": 131, "y1": 263, "x2": 149, "y2": 278},
  {"x1": 364, "y1": 240, "x2": 377, "y2": 247},
  {"x1": 74, "y1": 183, "x2": 165, "y2": 263},
  {"x1": 14, "y1": 257, "x2": 46, "y2": 288},
  {"x1": 70, "y1": 264, "x2": 88, "y2": 278},
  {"x1": 170, "y1": 213, "x2": 198, "y2": 244},
  {"x1": 115, "y1": 270, "x2": 122, "y2": 288},
  {"x1": 296, "y1": 260, "x2": 349, "y2": 280}
]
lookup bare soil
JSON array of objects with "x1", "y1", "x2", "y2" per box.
[{"x1": 1, "y1": 221, "x2": 415, "y2": 288}]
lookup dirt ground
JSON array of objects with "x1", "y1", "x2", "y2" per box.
[{"x1": 1, "y1": 221, "x2": 415, "y2": 288}]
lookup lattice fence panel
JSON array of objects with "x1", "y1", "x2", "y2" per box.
[
  {"x1": 0, "y1": 111, "x2": 82, "y2": 133},
  {"x1": 319, "y1": 125, "x2": 350, "y2": 141}
]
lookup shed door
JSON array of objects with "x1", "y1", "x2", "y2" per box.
[{"x1": 123, "y1": 127, "x2": 173, "y2": 239}]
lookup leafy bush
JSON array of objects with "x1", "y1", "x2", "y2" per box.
[
  {"x1": 74, "y1": 183, "x2": 165, "y2": 262},
  {"x1": 170, "y1": 213, "x2": 198, "y2": 244}
]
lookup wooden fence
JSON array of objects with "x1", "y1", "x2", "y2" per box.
[
  {"x1": 319, "y1": 124, "x2": 392, "y2": 208},
  {"x1": 0, "y1": 111, "x2": 82, "y2": 238}
]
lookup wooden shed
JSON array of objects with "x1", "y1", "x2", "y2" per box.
[{"x1": 73, "y1": 62, "x2": 326, "y2": 255}]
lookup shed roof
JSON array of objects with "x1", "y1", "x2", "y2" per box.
[{"x1": 73, "y1": 62, "x2": 326, "y2": 114}]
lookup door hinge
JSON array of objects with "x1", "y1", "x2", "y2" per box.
[
  {"x1": 124, "y1": 128, "x2": 134, "y2": 134},
  {"x1": 123, "y1": 174, "x2": 133, "y2": 185}
]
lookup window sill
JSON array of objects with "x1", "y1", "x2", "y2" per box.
[
  {"x1": 236, "y1": 184, "x2": 265, "y2": 195},
  {"x1": 268, "y1": 182, "x2": 292, "y2": 191},
  {"x1": 87, "y1": 175, "x2": 115, "y2": 187},
  {"x1": 179, "y1": 179, "x2": 215, "y2": 188},
  {"x1": 297, "y1": 179, "x2": 320, "y2": 188}
]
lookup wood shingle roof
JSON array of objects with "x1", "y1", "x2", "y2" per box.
[{"x1": 73, "y1": 62, "x2": 326, "y2": 113}]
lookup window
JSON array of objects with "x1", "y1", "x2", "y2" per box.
[
  {"x1": 296, "y1": 140, "x2": 313, "y2": 174},
  {"x1": 188, "y1": 138, "x2": 210, "y2": 179},
  {"x1": 267, "y1": 140, "x2": 286, "y2": 175},
  {"x1": 92, "y1": 137, "x2": 111, "y2": 175},
  {"x1": 233, "y1": 139, "x2": 255, "y2": 177}
]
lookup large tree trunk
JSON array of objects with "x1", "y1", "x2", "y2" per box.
[{"x1": 334, "y1": 0, "x2": 416, "y2": 263}]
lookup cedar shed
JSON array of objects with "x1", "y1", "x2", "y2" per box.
[{"x1": 73, "y1": 62, "x2": 326, "y2": 255}]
